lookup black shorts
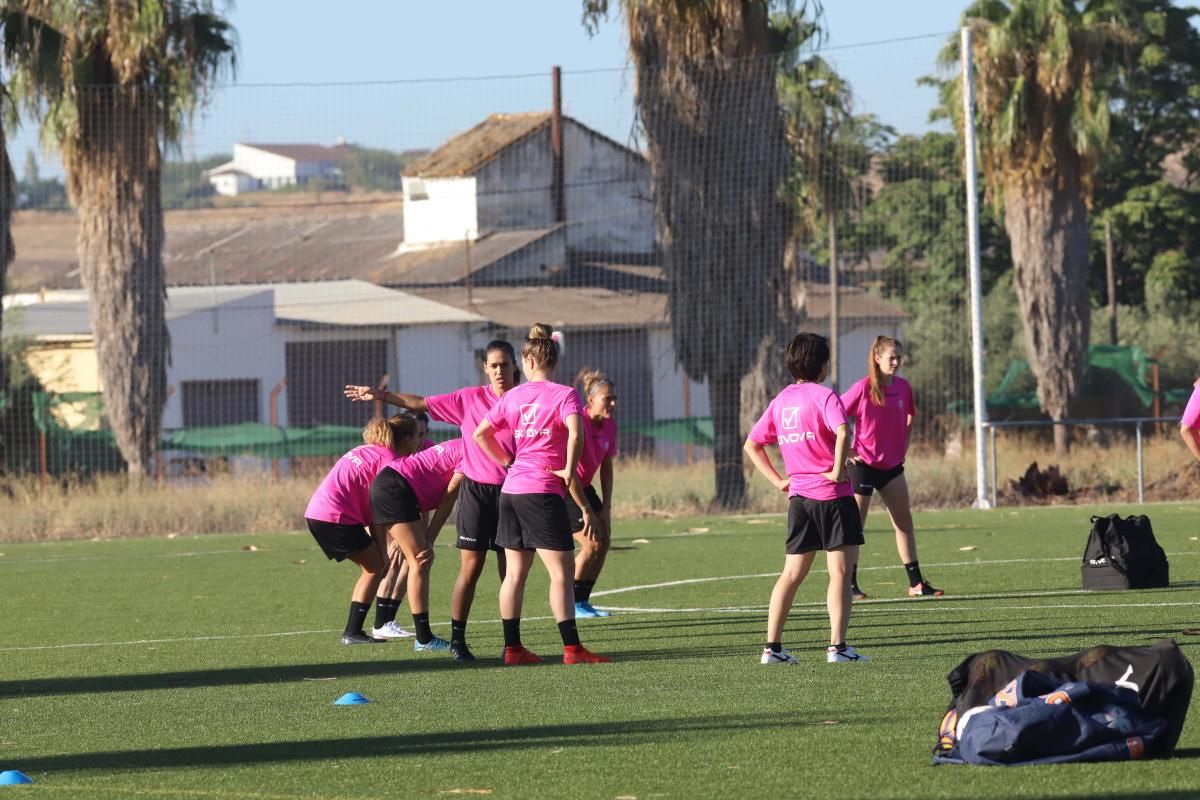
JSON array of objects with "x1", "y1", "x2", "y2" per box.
[
  {"x1": 566, "y1": 485, "x2": 604, "y2": 533},
  {"x1": 456, "y1": 476, "x2": 502, "y2": 551},
  {"x1": 497, "y1": 492, "x2": 573, "y2": 551},
  {"x1": 786, "y1": 495, "x2": 865, "y2": 554},
  {"x1": 849, "y1": 461, "x2": 905, "y2": 496},
  {"x1": 306, "y1": 518, "x2": 372, "y2": 562},
  {"x1": 369, "y1": 467, "x2": 421, "y2": 525}
]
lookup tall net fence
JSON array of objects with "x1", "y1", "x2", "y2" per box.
[{"x1": 1, "y1": 33, "x2": 985, "y2": 488}]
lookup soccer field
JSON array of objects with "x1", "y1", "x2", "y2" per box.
[{"x1": 2, "y1": 504, "x2": 1198, "y2": 799}]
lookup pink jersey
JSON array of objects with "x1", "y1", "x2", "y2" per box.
[
  {"x1": 840, "y1": 375, "x2": 915, "y2": 470},
  {"x1": 305, "y1": 444, "x2": 395, "y2": 526},
  {"x1": 486, "y1": 380, "x2": 584, "y2": 496},
  {"x1": 390, "y1": 438, "x2": 465, "y2": 512},
  {"x1": 1182, "y1": 381, "x2": 1200, "y2": 429},
  {"x1": 426, "y1": 385, "x2": 513, "y2": 485},
  {"x1": 577, "y1": 415, "x2": 618, "y2": 487},
  {"x1": 748, "y1": 382, "x2": 851, "y2": 501}
]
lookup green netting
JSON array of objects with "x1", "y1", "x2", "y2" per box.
[
  {"x1": 955, "y1": 344, "x2": 1188, "y2": 416},
  {"x1": 624, "y1": 417, "x2": 714, "y2": 447}
]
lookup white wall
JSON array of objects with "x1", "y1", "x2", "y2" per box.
[
  {"x1": 563, "y1": 124, "x2": 654, "y2": 255},
  {"x1": 164, "y1": 290, "x2": 283, "y2": 429},
  {"x1": 209, "y1": 172, "x2": 258, "y2": 196},
  {"x1": 232, "y1": 144, "x2": 298, "y2": 188},
  {"x1": 649, "y1": 327, "x2": 711, "y2": 420},
  {"x1": 402, "y1": 176, "x2": 479, "y2": 246},
  {"x1": 476, "y1": 129, "x2": 555, "y2": 234}
]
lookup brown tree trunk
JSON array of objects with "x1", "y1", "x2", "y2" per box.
[
  {"x1": 711, "y1": 369, "x2": 746, "y2": 508},
  {"x1": 625, "y1": 9, "x2": 789, "y2": 508},
  {"x1": 0, "y1": 120, "x2": 16, "y2": 395},
  {"x1": 1003, "y1": 172, "x2": 1091, "y2": 456},
  {"x1": 67, "y1": 86, "x2": 169, "y2": 480}
]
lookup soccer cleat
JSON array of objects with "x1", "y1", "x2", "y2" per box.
[
  {"x1": 574, "y1": 601, "x2": 612, "y2": 618},
  {"x1": 563, "y1": 645, "x2": 613, "y2": 664},
  {"x1": 340, "y1": 631, "x2": 386, "y2": 645},
  {"x1": 850, "y1": 586, "x2": 869, "y2": 601},
  {"x1": 371, "y1": 621, "x2": 415, "y2": 640},
  {"x1": 760, "y1": 647, "x2": 799, "y2": 665},
  {"x1": 826, "y1": 645, "x2": 870, "y2": 663},
  {"x1": 908, "y1": 582, "x2": 945, "y2": 597},
  {"x1": 413, "y1": 635, "x2": 451, "y2": 652},
  {"x1": 449, "y1": 641, "x2": 476, "y2": 662},
  {"x1": 503, "y1": 645, "x2": 544, "y2": 666}
]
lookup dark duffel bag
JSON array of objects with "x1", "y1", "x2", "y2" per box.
[{"x1": 1081, "y1": 514, "x2": 1169, "y2": 590}]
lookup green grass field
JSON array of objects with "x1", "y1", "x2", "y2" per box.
[{"x1": 2, "y1": 503, "x2": 1198, "y2": 799}]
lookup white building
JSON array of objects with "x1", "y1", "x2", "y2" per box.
[
  {"x1": 398, "y1": 113, "x2": 654, "y2": 265},
  {"x1": 6, "y1": 280, "x2": 486, "y2": 431},
  {"x1": 206, "y1": 142, "x2": 350, "y2": 196}
]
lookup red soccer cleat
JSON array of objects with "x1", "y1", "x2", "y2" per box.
[
  {"x1": 563, "y1": 645, "x2": 614, "y2": 664},
  {"x1": 502, "y1": 645, "x2": 544, "y2": 666}
]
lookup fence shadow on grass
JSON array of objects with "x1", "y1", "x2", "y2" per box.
[
  {"x1": 0, "y1": 657, "x2": 462, "y2": 699},
  {"x1": 12, "y1": 713, "x2": 871, "y2": 774}
]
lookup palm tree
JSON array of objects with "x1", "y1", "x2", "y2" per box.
[
  {"x1": 583, "y1": 1, "x2": 816, "y2": 507},
  {"x1": 942, "y1": 0, "x2": 1125, "y2": 452},
  {"x1": 0, "y1": 90, "x2": 15, "y2": 396},
  {"x1": 2, "y1": 1, "x2": 235, "y2": 479}
]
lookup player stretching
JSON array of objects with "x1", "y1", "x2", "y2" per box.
[
  {"x1": 474, "y1": 324, "x2": 612, "y2": 665},
  {"x1": 841, "y1": 336, "x2": 942, "y2": 599},
  {"x1": 304, "y1": 415, "x2": 421, "y2": 645},
  {"x1": 744, "y1": 332, "x2": 868, "y2": 665},
  {"x1": 345, "y1": 340, "x2": 519, "y2": 662}
]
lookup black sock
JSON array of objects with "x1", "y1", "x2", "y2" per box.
[
  {"x1": 850, "y1": 564, "x2": 859, "y2": 588},
  {"x1": 558, "y1": 618, "x2": 581, "y2": 647},
  {"x1": 904, "y1": 561, "x2": 924, "y2": 588},
  {"x1": 832, "y1": 641, "x2": 847, "y2": 652},
  {"x1": 502, "y1": 617, "x2": 522, "y2": 648},
  {"x1": 344, "y1": 601, "x2": 370, "y2": 636},
  {"x1": 412, "y1": 611, "x2": 433, "y2": 644},
  {"x1": 451, "y1": 618, "x2": 467, "y2": 646},
  {"x1": 573, "y1": 580, "x2": 595, "y2": 603},
  {"x1": 373, "y1": 598, "x2": 400, "y2": 630},
  {"x1": 766, "y1": 641, "x2": 782, "y2": 653}
]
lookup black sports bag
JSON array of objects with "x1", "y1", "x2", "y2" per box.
[{"x1": 1081, "y1": 514, "x2": 1169, "y2": 590}]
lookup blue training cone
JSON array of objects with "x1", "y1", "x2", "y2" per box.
[
  {"x1": 333, "y1": 692, "x2": 369, "y2": 705},
  {"x1": 0, "y1": 771, "x2": 33, "y2": 785}
]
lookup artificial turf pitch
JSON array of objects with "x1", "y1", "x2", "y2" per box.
[{"x1": 1, "y1": 503, "x2": 1198, "y2": 799}]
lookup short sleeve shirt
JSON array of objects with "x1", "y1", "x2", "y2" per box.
[
  {"x1": 748, "y1": 382, "x2": 851, "y2": 501},
  {"x1": 425, "y1": 385, "x2": 513, "y2": 485},
  {"x1": 486, "y1": 381, "x2": 584, "y2": 496},
  {"x1": 840, "y1": 375, "x2": 915, "y2": 470},
  {"x1": 305, "y1": 444, "x2": 396, "y2": 525}
]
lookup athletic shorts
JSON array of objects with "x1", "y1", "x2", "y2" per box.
[
  {"x1": 369, "y1": 467, "x2": 421, "y2": 525},
  {"x1": 786, "y1": 495, "x2": 865, "y2": 554},
  {"x1": 497, "y1": 492, "x2": 573, "y2": 551},
  {"x1": 566, "y1": 485, "x2": 604, "y2": 533},
  {"x1": 849, "y1": 461, "x2": 905, "y2": 496},
  {"x1": 306, "y1": 518, "x2": 372, "y2": 562},
  {"x1": 456, "y1": 476, "x2": 503, "y2": 552}
]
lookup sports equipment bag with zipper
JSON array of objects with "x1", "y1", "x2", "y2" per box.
[{"x1": 1081, "y1": 514, "x2": 1169, "y2": 590}]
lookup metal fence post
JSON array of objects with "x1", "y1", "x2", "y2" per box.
[
  {"x1": 1136, "y1": 421, "x2": 1145, "y2": 504},
  {"x1": 990, "y1": 425, "x2": 998, "y2": 508}
]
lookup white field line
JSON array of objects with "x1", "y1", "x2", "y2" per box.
[
  {"x1": 3, "y1": 551, "x2": 1197, "y2": 653},
  {"x1": 590, "y1": 552, "x2": 1200, "y2": 598}
]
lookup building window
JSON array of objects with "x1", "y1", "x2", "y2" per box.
[
  {"x1": 407, "y1": 178, "x2": 429, "y2": 201},
  {"x1": 181, "y1": 379, "x2": 261, "y2": 427}
]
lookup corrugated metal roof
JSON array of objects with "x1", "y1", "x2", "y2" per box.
[
  {"x1": 4, "y1": 280, "x2": 483, "y2": 340},
  {"x1": 384, "y1": 227, "x2": 560, "y2": 285},
  {"x1": 411, "y1": 285, "x2": 669, "y2": 329}
]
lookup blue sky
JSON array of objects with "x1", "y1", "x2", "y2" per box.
[{"x1": 11, "y1": 1, "x2": 971, "y2": 177}]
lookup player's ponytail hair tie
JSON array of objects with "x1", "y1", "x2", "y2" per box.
[{"x1": 523, "y1": 322, "x2": 559, "y2": 370}]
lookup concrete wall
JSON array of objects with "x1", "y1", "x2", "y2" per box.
[
  {"x1": 475, "y1": 128, "x2": 555, "y2": 235},
  {"x1": 164, "y1": 290, "x2": 281, "y2": 429},
  {"x1": 402, "y1": 176, "x2": 478, "y2": 246},
  {"x1": 562, "y1": 124, "x2": 654, "y2": 255},
  {"x1": 649, "y1": 327, "x2": 711, "y2": 420}
]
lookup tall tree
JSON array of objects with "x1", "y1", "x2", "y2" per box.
[
  {"x1": 0, "y1": 91, "x2": 15, "y2": 396},
  {"x1": 941, "y1": 0, "x2": 1127, "y2": 452},
  {"x1": 2, "y1": 1, "x2": 235, "y2": 479},
  {"x1": 583, "y1": 0, "x2": 813, "y2": 507}
]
